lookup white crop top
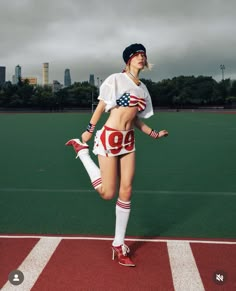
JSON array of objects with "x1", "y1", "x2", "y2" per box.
[{"x1": 97, "y1": 73, "x2": 154, "y2": 119}]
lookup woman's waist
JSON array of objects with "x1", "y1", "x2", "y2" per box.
[
  {"x1": 102, "y1": 125, "x2": 134, "y2": 133},
  {"x1": 105, "y1": 110, "x2": 136, "y2": 130}
]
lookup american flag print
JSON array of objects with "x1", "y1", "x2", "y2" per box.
[{"x1": 116, "y1": 93, "x2": 146, "y2": 112}]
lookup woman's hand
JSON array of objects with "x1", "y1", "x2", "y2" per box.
[
  {"x1": 158, "y1": 130, "x2": 168, "y2": 138},
  {"x1": 81, "y1": 131, "x2": 93, "y2": 144}
]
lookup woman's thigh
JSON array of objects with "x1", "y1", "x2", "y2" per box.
[
  {"x1": 118, "y1": 152, "x2": 136, "y2": 201},
  {"x1": 98, "y1": 155, "x2": 119, "y2": 198}
]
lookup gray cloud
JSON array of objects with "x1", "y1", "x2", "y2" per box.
[{"x1": 1, "y1": 0, "x2": 236, "y2": 84}]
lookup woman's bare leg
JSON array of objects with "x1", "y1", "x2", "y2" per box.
[
  {"x1": 97, "y1": 155, "x2": 119, "y2": 200},
  {"x1": 119, "y1": 152, "x2": 135, "y2": 201}
]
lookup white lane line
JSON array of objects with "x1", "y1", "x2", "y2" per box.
[
  {"x1": 167, "y1": 241, "x2": 205, "y2": 291},
  {"x1": 1, "y1": 235, "x2": 236, "y2": 244},
  {"x1": 1, "y1": 188, "x2": 236, "y2": 196},
  {"x1": 1, "y1": 237, "x2": 61, "y2": 291}
]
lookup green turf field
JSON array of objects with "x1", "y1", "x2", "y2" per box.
[{"x1": 0, "y1": 112, "x2": 236, "y2": 238}]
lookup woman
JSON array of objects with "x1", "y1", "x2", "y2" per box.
[{"x1": 66, "y1": 43, "x2": 168, "y2": 267}]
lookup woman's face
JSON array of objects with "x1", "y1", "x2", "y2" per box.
[{"x1": 129, "y1": 53, "x2": 146, "y2": 70}]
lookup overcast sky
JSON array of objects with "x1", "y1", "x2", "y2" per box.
[{"x1": 1, "y1": 0, "x2": 236, "y2": 85}]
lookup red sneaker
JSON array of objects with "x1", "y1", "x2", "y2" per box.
[
  {"x1": 65, "y1": 139, "x2": 89, "y2": 158},
  {"x1": 112, "y1": 244, "x2": 135, "y2": 267}
]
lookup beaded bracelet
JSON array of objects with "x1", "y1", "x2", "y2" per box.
[
  {"x1": 86, "y1": 123, "x2": 96, "y2": 133},
  {"x1": 149, "y1": 129, "x2": 159, "y2": 139}
]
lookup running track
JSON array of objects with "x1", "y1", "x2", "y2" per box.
[{"x1": 1, "y1": 235, "x2": 236, "y2": 290}]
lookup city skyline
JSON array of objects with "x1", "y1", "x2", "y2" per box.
[
  {"x1": 1, "y1": 0, "x2": 236, "y2": 84},
  {"x1": 1, "y1": 63, "x2": 104, "y2": 86}
]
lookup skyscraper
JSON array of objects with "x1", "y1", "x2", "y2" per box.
[
  {"x1": 0, "y1": 66, "x2": 6, "y2": 85},
  {"x1": 89, "y1": 74, "x2": 95, "y2": 86},
  {"x1": 64, "y1": 69, "x2": 71, "y2": 87},
  {"x1": 42, "y1": 63, "x2": 49, "y2": 85},
  {"x1": 15, "y1": 65, "x2": 21, "y2": 84}
]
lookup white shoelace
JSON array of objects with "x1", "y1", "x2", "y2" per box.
[{"x1": 121, "y1": 244, "x2": 130, "y2": 256}]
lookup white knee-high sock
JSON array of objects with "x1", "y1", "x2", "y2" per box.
[
  {"x1": 77, "y1": 149, "x2": 102, "y2": 189},
  {"x1": 112, "y1": 199, "x2": 131, "y2": 247}
]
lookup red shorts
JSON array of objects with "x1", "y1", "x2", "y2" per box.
[{"x1": 93, "y1": 126, "x2": 135, "y2": 157}]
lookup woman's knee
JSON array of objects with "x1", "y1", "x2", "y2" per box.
[
  {"x1": 100, "y1": 194, "x2": 114, "y2": 200},
  {"x1": 119, "y1": 185, "x2": 133, "y2": 201},
  {"x1": 98, "y1": 187, "x2": 116, "y2": 200}
]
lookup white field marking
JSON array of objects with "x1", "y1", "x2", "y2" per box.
[
  {"x1": 1, "y1": 237, "x2": 61, "y2": 291},
  {"x1": 1, "y1": 235, "x2": 236, "y2": 245},
  {"x1": 167, "y1": 241, "x2": 205, "y2": 291},
  {"x1": 1, "y1": 188, "x2": 236, "y2": 196}
]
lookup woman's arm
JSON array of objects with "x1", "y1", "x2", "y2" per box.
[
  {"x1": 81, "y1": 100, "x2": 106, "y2": 143},
  {"x1": 89, "y1": 100, "x2": 106, "y2": 125},
  {"x1": 134, "y1": 116, "x2": 152, "y2": 135},
  {"x1": 134, "y1": 116, "x2": 168, "y2": 138}
]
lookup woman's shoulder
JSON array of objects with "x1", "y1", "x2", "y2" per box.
[
  {"x1": 139, "y1": 82, "x2": 150, "y2": 94},
  {"x1": 103, "y1": 73, "x2": 125, "y2": 83},
  {"x1": 139, "y1": 80, "x2": 148, "y2": 89}
]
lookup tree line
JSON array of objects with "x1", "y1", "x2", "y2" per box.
[{"x1": 0, "y1": 75, "x2": 236, "y2": 110}]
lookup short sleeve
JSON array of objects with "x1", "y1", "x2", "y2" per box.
[{"x1": 97, "y1": 74, "x2": 118, "y2": 112}]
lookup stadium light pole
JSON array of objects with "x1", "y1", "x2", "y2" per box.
[{"x1": 220, "y1": 64, "x2": 225, "y2": 81}]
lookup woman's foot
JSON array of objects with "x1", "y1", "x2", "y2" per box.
[
  {"x1": 65, "y1": 139, "x2": 89, "y2": 158},
  {"x1": 112, "y1": 244, "x2": 135, "y2": 267}
]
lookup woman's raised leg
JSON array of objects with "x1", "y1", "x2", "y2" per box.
[{"x1": 66, "y1": 139, "x2": 118, "y2": 200}]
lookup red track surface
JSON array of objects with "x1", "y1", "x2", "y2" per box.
[{"x1": 1, "y1": 236, "x2": 236, "y2": 290}]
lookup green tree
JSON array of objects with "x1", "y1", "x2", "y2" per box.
[{"x1": 230, "y1": 80, "x2": 236, "y2": 97}]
